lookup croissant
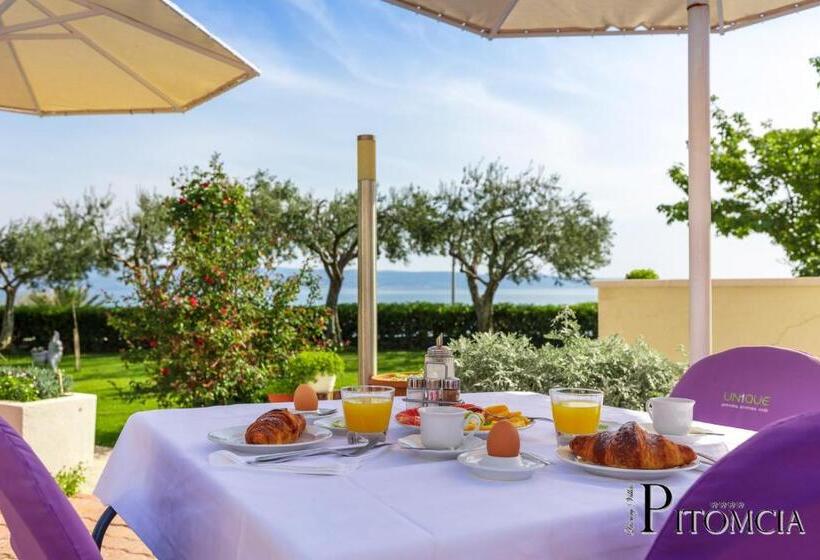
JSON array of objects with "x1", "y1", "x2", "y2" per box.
[
  {"x1": 569, "y1": 421, "x2": 696, "y2": 469},
  {"x1": 245, "y1": 409, "x2": 306, "y2": 445}
]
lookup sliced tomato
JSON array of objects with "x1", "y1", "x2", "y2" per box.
[{"x1": 395, "y1": 403, "x2": 484, "y2": 427}]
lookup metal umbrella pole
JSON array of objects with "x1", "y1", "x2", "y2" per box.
[
  {"x1": 357, "y1": 134, "x2": 378, "y2": 385},
  {"x1": 687, "y1": 1, "x2": 712, "y2": 363}
]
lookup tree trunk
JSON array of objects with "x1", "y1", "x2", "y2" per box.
[
  {"x1": 325, "y1": 269, "x2": 344, "y2": 345},
  {"x1": 0, "y1": 287, "x2": 17, "y2": 351},
  {"x1": 466, "y1": 276, "x2": 498, "y2": 332},
  {"x1": 475, "y1": 299, "x2": 494, "y2": 332},
  {"x1": 72, "y1": 300, "x2": 81, "y2": 372}
]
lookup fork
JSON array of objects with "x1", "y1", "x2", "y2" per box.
[{"x1": 252, "y1": 440, "x2": 389, "y2": 464}]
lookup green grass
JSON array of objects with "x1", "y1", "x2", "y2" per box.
[{"x1": 2, "y1": 350, "x2": 422, "y2": 447}]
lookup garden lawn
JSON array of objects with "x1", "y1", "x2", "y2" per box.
[{"x1": 4, "y1": 351, "x2": 423, "y2": 447}]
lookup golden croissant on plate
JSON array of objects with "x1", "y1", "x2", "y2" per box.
[
  {"x1": 569, "y1": 421, "x2": 696, "y2": 469},
  {"x1": 245, "y1": 409, "x2": 306, "y2": 445}
]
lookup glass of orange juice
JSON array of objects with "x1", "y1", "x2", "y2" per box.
[
  {"x1": 549, "y1": 387, "x2": 603, "y2": 445},
  {"x1": 341, "y1": 385, "x2": 395, "y2": 440}
]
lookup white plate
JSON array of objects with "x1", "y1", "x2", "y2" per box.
[
  {"x1": 555, "y1": 446, "x2": 700, "y2": 480},
  {"x1": 638, "y1": 422, "x2": 724, "y2": 445},
  {"x1": 457, "y1": 449, "x2": 545, "y2": 481},
  {"x1": 398, "y1": 434, "x2": 484, "y2": 459},
  {"x1": 314, "y1": 416, "x2": 347, "y2": 434},
  {"x1": 207, "y1": 425, "x2": 333, "y2": 454}
]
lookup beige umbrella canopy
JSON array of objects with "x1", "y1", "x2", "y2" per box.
[
  {"x1": 0, "y1": 0, "x2": 258, "y2": 115},
  {"x1": 382, "y1": 0, "x2": 820, "y2": 363},
  {"x1": 383, "y1": 0, "x2": 820, "y2": 36}
]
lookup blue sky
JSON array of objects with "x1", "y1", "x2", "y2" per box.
[{"x1": 2, "y1": 0, "x2": 819, "y2": 278}]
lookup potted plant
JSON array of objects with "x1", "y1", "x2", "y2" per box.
[
  {"x1": 265, "y1": 351, "x2": 345, "y2": 402},
  {"x1": 0, "y1": 366, "x2": 96, "y2": 474}
]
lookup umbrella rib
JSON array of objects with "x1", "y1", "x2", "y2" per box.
[
  {"x1": 70, "y1": 0, "x2": 256, "y2": 73},
  {"x1": 26, "y1": 0, "x2": 180, "y2": 111},
  {"x1": 0, "y1": 0, "x2": 13, "y2": 18},
  {"x1": 7, "y1": 40, "x2": 42, "y2": 113},
  {"x1": 490, "y1": 0, "x2": 520, "y2": 36},
  {"x1": 0, "y1": 11, "x2": 95, "y2": 36}
]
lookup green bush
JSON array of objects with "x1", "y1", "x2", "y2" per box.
[
  {"x1": 453, "y1": 309, "x2": 684, "y2": 411},
  {"x1": 111, "y1": 159, "x2": 326, "y2": 408},
  {"x1": 0, "y1": 366, "x2": 72, "y2": 399},
  {"x1": 625, "y1": 268, "x2": 659, "y2": 280},
  {"x1": 54, "y1": 463, "x2": 86, "y2": 497},
  {"x1": 0, "y1": 375, "x2": 39, "y2": 402},
  {"x1": 268, "y1": 350, "x2": 345, "y2": 394}
]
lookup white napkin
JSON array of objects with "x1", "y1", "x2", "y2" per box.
[{"x1": 208, "y1": 446, "x2": 389, "y2": 476}]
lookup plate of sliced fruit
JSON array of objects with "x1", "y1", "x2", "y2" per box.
[{"x1": 395, "y1": 403, "x2": 534, "y2": 437}]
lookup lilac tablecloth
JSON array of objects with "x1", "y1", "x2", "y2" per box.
[{"x1": 95, "y1": 392, "x2": 753, "y2": 559}]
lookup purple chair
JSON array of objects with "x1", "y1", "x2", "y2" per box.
[
  {"x1": 0, "y1": 417, "x2": 117, "y2": 560},
  {"x1": 670, "y1": 346, "x2": 820, "y2": 430},
  {"x1": 646, "y1": 410, "x2": 820, "y2": 559}
]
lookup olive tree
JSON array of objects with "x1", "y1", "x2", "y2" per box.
[
  {"x1": 400, "y1": 162, "x2": 613, "y2": 331},
  {"x1": 256, "y1": 188, "x2": 410, "y2": 343},
  {"x1": 0, "y1": 195, "x2": 109, "y2": 351}
]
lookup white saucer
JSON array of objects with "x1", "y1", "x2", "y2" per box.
[
  {"x1": 457, "y1": 449, "x2": 544, "y2": 481},
  {"x1": 638, "y1": 422, "x2": 724, "y2": 445},
  {"x1": 208, "y1": 425, "x2": 333, "y2": 454},
  {"x1": 314, "y1": 416, "x2": 347, "y2": 434},
  {"x1": 398, "y1": 434, "x2": 484, "y2": 459},
  {"x1": 292, "y1": 408, "x2": 337, "y2": 417},
  {"x1": 555, "y1": 446, "x2": 700, "y2": 480}
]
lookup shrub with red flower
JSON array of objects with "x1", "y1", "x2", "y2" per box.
[{"x1": 111, "y1": 156, "x2": 326, "y2": 407}]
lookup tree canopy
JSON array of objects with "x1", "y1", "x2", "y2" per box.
[
  {"x1": 0, "y1": 196, "x2": 108, "y2": 349},
  {"x1": 399, "y1": 161, "x2": 613, "y2": 331},
  {"x1": 256, "y1": 186, "x2": 411, "y2": 342},
  {"x1": 658, "y1": 57, "x2": 820, "y2": 276}
]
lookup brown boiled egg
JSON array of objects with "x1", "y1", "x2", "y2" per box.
[
  {"x1": 486, "y1": 420, "x2": 520, "y2": 458},
  {"x1": 293, "y1": 384, "x2": 319, "y2": 411}
]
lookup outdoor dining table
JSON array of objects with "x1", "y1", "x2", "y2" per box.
[{"x1": 95, "y1": 391, "x2": 754, "y2": 559}]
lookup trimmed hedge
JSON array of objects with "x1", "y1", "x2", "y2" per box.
[
  {"x1": 10, "y1": 302, "x2": 598, "y2": 353},
  {"x1": 11, "y1": 306, "x2": 123, "y2": 353},
  {"x1": 339, "y1": 302, "x2": 597, "y2": 349}
]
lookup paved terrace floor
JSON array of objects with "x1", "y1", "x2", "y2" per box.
[
  {"x1": 0, "y1": 447, "x2": 154, "y2": 559},
  {"x1": 0, "y1": 493, "x2": 155, "y2": 559}
]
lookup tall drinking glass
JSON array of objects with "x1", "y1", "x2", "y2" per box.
[
  {"x1": 341, "y1": 385, "x2": 395, "y2": 441},
  {"x1": 549, "y1": 387, "x2": 603, "y2": 445}
]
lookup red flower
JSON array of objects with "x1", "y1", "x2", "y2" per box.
[
  {"x1": 188, "y1": 296, "x2": 199, "y2": 308},
  {"x1": 178, "y1": 197, "x2": 187, "y2": 205},
  {"x1": 201, "y1": 182, "x2": 210, "y2": 189},
  {"x1": 203, "y1": 274, "x2": 214, "y2": 285},
  {"x1": 148, "y1": 338, "x2": 158, "y2": 348},
  {"x1": 160, "y1": 367, "x2": 169, "y2": 377}
]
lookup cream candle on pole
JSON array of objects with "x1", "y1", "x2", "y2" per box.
[{"x1": 357, "y1": 134, "x2": 377, "y2": 385}]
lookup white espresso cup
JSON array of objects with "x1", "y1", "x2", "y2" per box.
[
  {"x1": 646, "y1": 397, "x2": 695, "y2": 435},
  {"x1": 419, "y1": 406, "x2": 483, "y2": 450}
]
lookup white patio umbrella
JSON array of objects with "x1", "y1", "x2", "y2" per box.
[
  {"x1": 0, "y1": 0, "x2": 258, "y2": 115},
  {"x1": 381, "y1": 0, "x2": 820, "y2": 364}
]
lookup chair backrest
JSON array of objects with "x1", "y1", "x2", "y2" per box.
[
  {"x1": 0, "y1": 417, "x2": 101, "y2": 560},
  {"x1": 646, "y1": 410, "x2": 820, "y2": 559},
  {"x1": 670, "y1": 346, "x2": 820, "y2": 430}
]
